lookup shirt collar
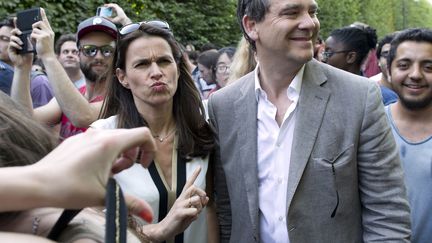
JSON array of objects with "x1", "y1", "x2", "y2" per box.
[{"x1": 254, "y1": 63, "x2": 304, "y2": 102}]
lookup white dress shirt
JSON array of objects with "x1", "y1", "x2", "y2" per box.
[{"x1": 255, "y1": 64, "x2": 304, "y2": 243}]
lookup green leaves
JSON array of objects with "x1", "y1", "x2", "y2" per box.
[{"x1": 0, "y1": 0, "x2": 430, "y2": 50}]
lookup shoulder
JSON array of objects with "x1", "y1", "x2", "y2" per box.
[
  {"x1": 209, "y1": 71, "x2": 254, "y2": 106},
  {"x1": 90, "y1": 115, "x2": 118, "y2": 129},
  {"x1": 308, "y1": 60, "x2": 378, "y2": 99}
]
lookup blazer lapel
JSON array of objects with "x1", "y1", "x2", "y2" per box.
[
  {"x1": 287, "y1": 60, "x2": 330, "y2": 211},
  {"x1": 234, "y1": 72, "x2": 259, "y2": 237}
]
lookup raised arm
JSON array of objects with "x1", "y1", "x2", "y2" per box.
[
  {"x1": 0, "y1": 127, "x2": 155, "y2": 219},
  {"x1": 9, "y1": 27, "x2": 35, "y2": 114},
  {"x1": 32, "y1": 8, "x2": 102, "y2": 127}
]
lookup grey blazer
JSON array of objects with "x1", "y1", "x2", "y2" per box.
[{"x1": 207, "y1": 59, "x2": 411, "y2": 243}]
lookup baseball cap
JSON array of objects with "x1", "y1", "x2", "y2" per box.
[{"x1": 77, "y1": 16, "x2": 118, "y2": 41}]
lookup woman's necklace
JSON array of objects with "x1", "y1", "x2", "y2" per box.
[{"x1": 152, "y1": 127, "x2": 176, "y2": 142}]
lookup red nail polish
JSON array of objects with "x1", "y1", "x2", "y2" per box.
[{"x1": 139, "y1": 209, "x2": 153, "y2": 223}]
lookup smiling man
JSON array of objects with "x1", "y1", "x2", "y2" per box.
[
  {"x1": 207, "y1": 0, "x2": 411, "y2": 242},
  {"x1": 386, "y1": 28, "x2": 432, "y2": 243},
  {"x1": 11, "y1": 12, "x2": 116, "y2": 139}
]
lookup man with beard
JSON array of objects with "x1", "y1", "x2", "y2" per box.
[
  {"x1": 385, "y1": 28, "x2": 432, "y2": 243},
  {"x1": 10, "y1": 10, "x2": 116, "y2": 139}
]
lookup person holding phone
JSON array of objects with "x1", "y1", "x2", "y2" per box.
[
  {"x1": 99, "y1": 3, "x2": 132, "y2": 26},
  {"x1": 10, "y1": 8, "x2": 116, "y2": 140},
  {"x1": 90, "y1": 22, "x2": 218, "y2": 242}
]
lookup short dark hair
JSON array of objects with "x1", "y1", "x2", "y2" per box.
[
  {"x1": 237, "y1": 0, "x2": 271, "y2": 51},
  {"x1": 387, "y1": 28, "x2": 432, "y2": 74},
  {"x1": 54, "y1": 33, "x2": 77, "y2": 55},
  {"x1": 0, "y1": 17, "x2": 13, "y2": 29},
  {"x1": 376, "y1": 33, "x2": 395, "y2": 59},
  {"x1": 197, "y1": 49, "x2": 219, "y2": 69},
  {"x1": 329, "y1": 25, "x2": 377, "y2": 65}
]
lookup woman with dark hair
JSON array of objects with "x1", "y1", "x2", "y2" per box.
[
  {"x1": 323, "y1": 25, "x2": 377, "y2": 76},
  {"x1": 91, "y1": 22, "x2": 217, "y2": 242}
]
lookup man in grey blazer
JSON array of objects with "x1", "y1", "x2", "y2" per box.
[{"x1": 207, "y1": 0, "x2": 411, "y2": 242}]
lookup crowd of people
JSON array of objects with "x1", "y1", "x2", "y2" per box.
[{"x1": 0, "y1": 0, "x2": 431, "y2": 242}]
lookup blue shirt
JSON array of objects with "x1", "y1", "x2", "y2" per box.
[
  {"x1": 0, "y1": 61, "x2": 14, "y2": 95},
  {"x1": 380, "y1": 86, "x2": 398, "y2": 106},
  {"x1": 386, "y1": 106, "x2": 432, "y2": 243}
]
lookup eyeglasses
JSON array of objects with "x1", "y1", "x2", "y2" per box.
[
  {"x1": 322, "y1": 50, "x2": 352, "y2": 60},
  {"x1": 80, "y1": 45, "x2": 115, "y2": 57},
  {"x1": 0, "y1": 35, "x2": 10, "y2": 42},
  {"x1": 119, "y1": 20, "x2": 172, "y2": 37},
  {"x1": 216, "y1": 65, "x2": 230, "y2": 73},
  {"x1": 380, "y1": 50, "x2": 389, "y2": 58}
]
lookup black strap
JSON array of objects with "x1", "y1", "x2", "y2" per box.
[
  {"x1": 47, "y1": 209, "x2": 82, "y2": 240},
  {"x1": 105, "y1": 178, "x2": 128, "y2": 243},
  {"x1": 47, "y1": 178, "x2": 128, "y2": 243}
]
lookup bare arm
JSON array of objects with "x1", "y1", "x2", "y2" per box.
[
  {"x1": 0, "y1": 128, "x2": 155, "y2": 220},
  {"x1": 33, "y1": 9, "x2": 102, "y2": 127},
  {"x1": 9, "y1": 28, "x2": 35, "y2": 114},
  {"x1": 0, "y1": 233, "x2": 55, "y2": 243}
]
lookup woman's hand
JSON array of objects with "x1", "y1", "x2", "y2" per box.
[{"x1": 149, "y1": 167, "x2": 209, "y2": 241}]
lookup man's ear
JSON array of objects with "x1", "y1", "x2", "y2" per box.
[
  {"x1": 116, "y1": 68, "x2": 130, "y2": 89},
  {"x1": 346, "y1": 51, "x2": 357, "y2": 64},
  {"x1": 242, "y1": 15, "x2": 258, "y2": 41}
]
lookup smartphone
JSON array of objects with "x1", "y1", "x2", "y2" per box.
[
  {"x1": 16, "y1": 8, "x2": 41, "y2": 54},
  {"x1": 96, "y1": 7, "x2": 113, "y2": 18}
]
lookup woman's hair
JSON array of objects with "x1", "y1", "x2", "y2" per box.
[
  {"x1": 329, "y1": 26, "x2": 377, "y2": 65},
  {"x1": 0, "y1": 91, "x2": 58, "y2": 221},
  {"x1": 228, "y1": 37, "x2": 257, "y2": 84},
  {"x1": 0, "y1": 92, "x2": 57, "y2": 168},
  {"x1": 100, "y1": 24, "x2": 215, "y2": 160}
]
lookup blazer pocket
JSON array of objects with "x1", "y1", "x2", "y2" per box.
[{"x1": 313, "y1": 143, "x2": 355, "y2": 169}]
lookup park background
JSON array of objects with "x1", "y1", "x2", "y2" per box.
[{"x1": 0, "y1": 0, "x2": 431, "y2": 49}]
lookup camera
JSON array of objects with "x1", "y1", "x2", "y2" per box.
[
  {"x1": 16, "y1": 7, "x2": 41, "y2": 54},
  {"x1": 96, "y1": 7, "x2": 113, "y2": 18}
]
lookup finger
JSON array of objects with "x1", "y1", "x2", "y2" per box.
[
  {"x1": 124, "y1": 193, "x2": 153, "y2": 223},
  {"x1": 110, "y1": 128, "x2": 156, "y2": 157},
  {"x1": 182, "y1": 167, "x2": 201, "y2": 192},
  {"x1": 39, "y1": 8, "x2": 52, "y2": 30},
  {"x1": 185, "y1": 185, "x2": 207, "y2": 198},
  {"x1": 189, "y1": 195, "x2": 203, "y2": 211},
  {"x1": 111, "y1": 152, "x2": 136, "y2": 174}
]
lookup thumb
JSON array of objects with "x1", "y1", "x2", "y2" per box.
[{"x1": 124, "y1": 193, "x2": 154, "y2": 223}]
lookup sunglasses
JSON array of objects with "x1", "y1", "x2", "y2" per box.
[
  {"x1": 119, "y1": 20, "x2": 172, "y2": 37},
  {"x1": 80, "y1": 45, "x2": 115, "y2": 57}
]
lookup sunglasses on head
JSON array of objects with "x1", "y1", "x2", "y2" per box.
[
  {"x1": 119, "y1": 20, "x2": 172, "y2": 37},
  {"x1": 80, "y1": 45, "x2": 115, "y2": 57}
]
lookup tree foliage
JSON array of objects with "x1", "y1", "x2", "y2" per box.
[
  {"x1": 0, "y1": 0, "x2": 240, "y2": 49},
  {"x1": 0, "y1": 0, "x2": 431, "y2": 49},
  {"x1": 317, "y1": 0, "x2": 432, "y2": 39}
]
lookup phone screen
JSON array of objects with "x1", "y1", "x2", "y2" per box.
[
  {"x1": 16, "y1": 8, "x2": 41, "y2": 31},
  {"x1": 16, "y1": 8, "x2": 41, "y2": 54},
  {"x1": 96, "y1": 7, "x2": 113, "y2": 18}
]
